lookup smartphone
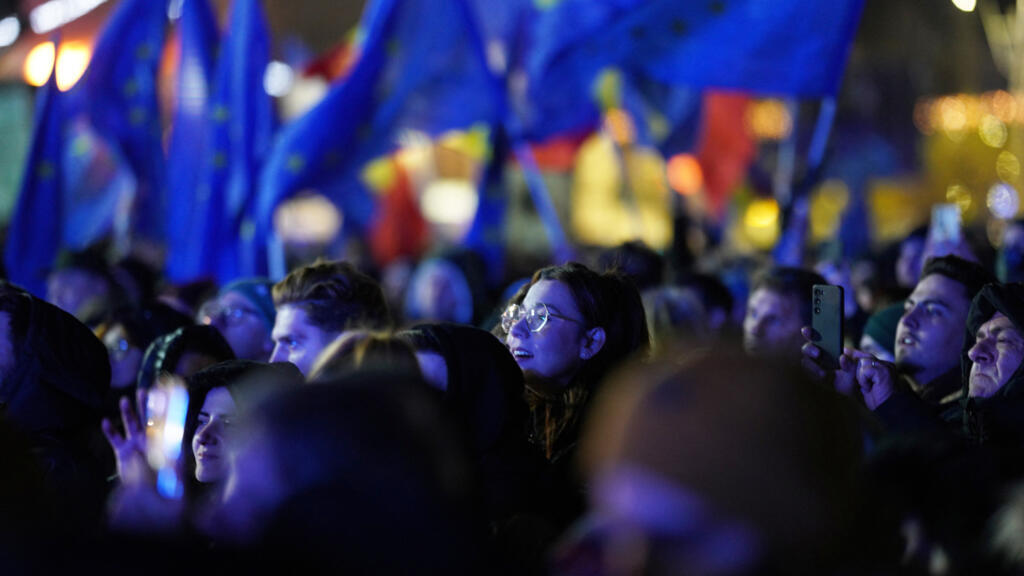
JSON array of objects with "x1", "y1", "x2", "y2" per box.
[
  {"x1": 145, "y1": 375, "x2": 189, "y2": 499},
  {"x1": 811, "y1": 284, "x2": 844, "y2": 370},
  {"x1": 930, "y1": 203, "x2": 961, "y2": 245}
]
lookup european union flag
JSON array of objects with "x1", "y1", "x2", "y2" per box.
[
  {"x1": 258, "y1": 0, "x2": 502, "y2": 274},
  {"x1": 165, "y1": 0, "x2": 220, "y2": 282},
  {"x1": 191, "y1": 0, "x2": 276, "y2": 282},
  {"x1": 529, "y1": 0, "x2": 865, "y2": 115},
  {"x1": 68, "y1": 0, "x2": 169, "y2": 244},
  {"x1": 5, "y1": 70, "x2": 64, "y2": 297}
]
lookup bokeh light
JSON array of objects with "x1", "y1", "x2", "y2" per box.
[
  {"x1": 420, "y1": 179, "x2": 478, "y2": 226},
  {"x1": 946, "y1": 183, "x2": 973, "y2": 216},
  {"x1": 951, "y1": 0, "x2": 976, "y2": 12},
  {"x1": 997, "y1": 151, "x2": 1021, "y2": 181},
  {"x1": 274, "y1": 193, "x2": 343, "y2": 244},
  {"x1": 743, "y1": 198, "x2": 780, "y2": 249},
  {"x1": 746, "y1": 99, "x2": 792, "y2": 140},
  {"x1": 979, "y1": 114, "x2": 1007, "y2": 148},
  {"x1": 23, "y1": 42, "x2": 55, "y2": 87},
  {"x1": 55, "y1": 42, "x2": 91, "y2": 91},
  {"x1": 988, "y1": 182, "x2": 1020, "y2": 219},
  {"x1": 666, "y1": 153, "x2": 703, "y2": 195}
]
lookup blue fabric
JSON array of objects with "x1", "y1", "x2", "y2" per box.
[
  {"x1": 5, "y1": 71, "x2": 64, "y2": 297},
  {"x1": 257, "y1": 0, "x2": 502, "y2": 274},
  {"x1": 463, "y1": 128, "x2": 508, "y2": 287},
  {"x1": 165, "y1": 0, "x2": 221, "y2": 282},
  {"x1": 193, "y1": 0, "x2": 277, "y2": 282},
  {"x1": 525, "y1": 0, "x2": 864, "y2": 140},
  {"x1": 67, "y1": 0, "x2": 169, "y2": 243}
]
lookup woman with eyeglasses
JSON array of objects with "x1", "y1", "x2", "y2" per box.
[{"x1": 499, "y1": 262, "x2": 649, "y2": 545}]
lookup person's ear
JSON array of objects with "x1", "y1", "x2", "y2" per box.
[{"x1": 580, "y1": 327, "x2": 606, "y2": 360}]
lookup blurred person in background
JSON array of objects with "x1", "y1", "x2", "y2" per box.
[
  {"x1": 896, "y1": 225, "x2": 928, "y2": 290},
  {"x1": 996, "y1": 219, "x2": 1024, "y2": 284},
  {"x1": 556, "y1": 344, "x2": 866, "y2": 575},
  {"x1": 199, "y1": 278, "x2": 277, "y2": 361},
  {"x1": 270, "y1": 260, "x2": 390, "y2": 376},
  {"x1": 46, "y1": 248, "x2": 120, "y2": 327},
  {"x1": 403, "y1": 249, "x2": 490, "y2": 327},
  {"x1": 97, "y1": 301, "x2": 193, "y2": 418},
  {"x1": 642, "y1": 285, "x2": 709, "y2": 352},
  {"x1": 596, "y1": 241, "x2": 665, "y2": 293},
  {"x1": 674, "y1": 272, "x2": 736, "y2": 339},
  {"x1": 743, "y1": 266, "x2": 825, "y2": 361},
  {"x1": 211, "y1": 372, "x2": 482, "y2": 574},
  {"x1": 858, "y1": 302, "x2": 903, "y2": 363},
  {"x1": 0, "y1": 284, "x2": 111, "y2": 540}
]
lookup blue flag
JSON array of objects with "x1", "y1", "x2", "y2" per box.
[
  {"x1": 165, "y1": 0, "x2": 220, "y2": 282},
  {"x1": 528, "y1": 0, "x2": 864, "y2": 133},
  {"x1": 5, "y1": 71, "x2": 64, "y2": 297},
  {"x1": 68, "y1": 0, "x2": 169, "y2": 244},
  {"x1": 258, "y1": 0, "x2": 502, "y2": 274},
  {"x1": 463, "y1": 128, "x2": 508, "y2": 286},
  {"x1": 190, "y1": 0, "x2": 276, "y2": 282}
]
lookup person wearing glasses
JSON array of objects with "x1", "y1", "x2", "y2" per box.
[
  {"x1": 200, "y1": 278, "x2": 277, "y2": 362},
  {"x1": 500, "y1": 262, "x2": 649, "y2": 564}
]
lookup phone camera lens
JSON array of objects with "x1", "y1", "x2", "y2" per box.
[
  {"x1": 814, "y1": 307, "x2": 821, "y2": 314},
  {"x1": 814, "y1": 289, "x2": 822, "y2": 296},
  {"x1": 815, "y1": 298, "x2": 821, "y2": 305}
]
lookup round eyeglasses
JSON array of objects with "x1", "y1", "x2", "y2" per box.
[
  {"x1": 501, "y1": 302, "x2": 583, "y2": 334},
  {"x1": 199, "y1": 303, "x2": 258, "y2": 327}
]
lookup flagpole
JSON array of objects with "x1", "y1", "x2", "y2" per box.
[{"x1": 512, "y1": 143, "x2": 575, "y2": 264}]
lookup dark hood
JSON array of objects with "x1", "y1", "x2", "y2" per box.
[
  {"x1": 0, "y1": 292, "x2": 110, "y2": 434},
  {"x1": 961, "y1": 283, "x2": 1024, "y2": 401},
  {"x1": 412, "y1": 323, "x2": 526, "y2": 457}
]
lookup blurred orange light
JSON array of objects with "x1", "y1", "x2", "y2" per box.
[
  {"x1": 56, "y1": 42, "x2": 91, "y2": 91},
  {"x1": 24, "y1": 41, "x2": 55, "y2": 87},
  {"x1": 666, "y1": 153, "x2": 703, "y2": 195}
]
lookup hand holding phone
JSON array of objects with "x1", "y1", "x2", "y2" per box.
[{"x1": 810, "y1": 284, "x2": 844, "y2": 370}]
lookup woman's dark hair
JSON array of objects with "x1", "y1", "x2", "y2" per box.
[
  {"x1": 508, "y1": 262, "x2": 650, "y2": 391},
  {"x1": 182, "y1": 360, "x2": 303, "y2": 504},
  {"x1": 136, "y1": 325, "x2": 236, "y2": 391}
]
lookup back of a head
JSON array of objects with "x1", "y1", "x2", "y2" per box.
[
  {"x1": 273, "y1": 260, "x2": 390, "y2": 334},
  {"x1": 234, "y1": 372, "x2": 478, "y2": 574},
  {"x1": 596, "y1": 241, "x2": 665, "y2": 292},
  {"x1": 137, "y1": 325, "x2": 235, "y2": 390},
  {"x1": 403, "y1": 323, "x2": 527, "y2": 455},
  {"x1": 577, "y1": 344, "x2": 864, "y2": 574},
  {"x1": 0, "y1": 288, "x2": 110, "y2": 433},
  {"x1": 642, "y1": 285, "x2": 708, "y2": 348}
]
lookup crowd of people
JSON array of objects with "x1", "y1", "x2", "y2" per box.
[{"x1": 7, "y1": 218, "x2": 1024, "y2": 575}]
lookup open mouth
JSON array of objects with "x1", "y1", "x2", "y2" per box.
[{"x1": 511, "y1": 348, "x2": 533, "y2": 360}]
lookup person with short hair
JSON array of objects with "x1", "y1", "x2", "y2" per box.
[
  {"x1": 201, "y1": 278, "x2": 277, "y2": 361},
  {"x1": 743, "y1": 266, "x2": 825, "y2": 361},
  {"x1": 270, "y1": 260, "x2": 390, "y2": 376}
]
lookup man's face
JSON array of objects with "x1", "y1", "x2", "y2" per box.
[
  {"x1": 967, "y1": 312, "x2": 1024, "y2": 398},
  {"x1": 207, "y1": 291, "x2": 274, "y2": 361},
  {"x1": 743, "y1": 288, "x2": 803, "y2": 359},
  {"x1": 269, "y1": 304, "x2": 336, "y2": 376},
  {"x1": 895, "y1": 274, "x2": 970, "y2": 386}
]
